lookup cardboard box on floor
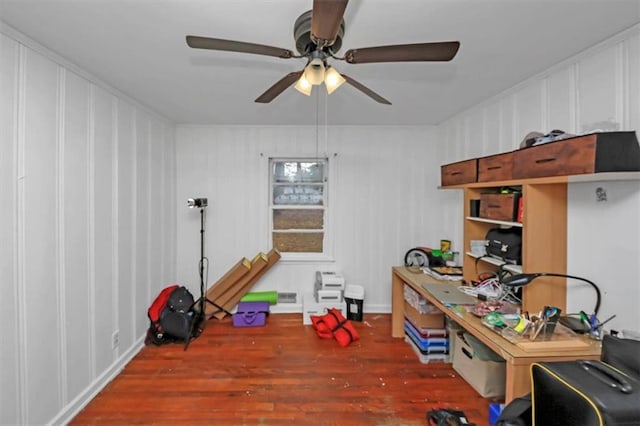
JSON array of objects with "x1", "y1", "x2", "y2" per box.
[{"x1": 203, "y1": 257, "x2": 252, "y2": 316}]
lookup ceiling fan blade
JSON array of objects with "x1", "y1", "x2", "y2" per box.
[
  {"x1": 344, "y1": 41, "x2": 460, "y2": 64},
  {"x1": 341, "y1": 74, "x2": 391, "y2": 105},
  {"x1": 255, "y1": 71, "x2": 304, "y2": 103},
  {"x1": 186, "y1": 36, "x2": 294, "y2": 59},
  {"x1": 311, "y1": 0, "x2": 348, "y2": 47}
]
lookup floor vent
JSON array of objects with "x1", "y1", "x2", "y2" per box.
[{"x1": 278, "y1": 292, "x2": 297, "y2": 303}]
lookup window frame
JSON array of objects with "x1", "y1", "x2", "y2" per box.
[{"x1": 268, "y1": 156, "x2": 333, "y2": 262}]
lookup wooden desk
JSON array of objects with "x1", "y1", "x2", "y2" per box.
[{"x1": 391, "y1": 266, "x2": 602, "y2": 403}]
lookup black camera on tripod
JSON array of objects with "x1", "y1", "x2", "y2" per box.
[{"x1": 187, "y1": 197, "x2": 208, "y2": 208}]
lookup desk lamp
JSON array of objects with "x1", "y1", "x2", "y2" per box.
[{"x1": 501, "y1": 272, "x2": 601, "y2": 333}]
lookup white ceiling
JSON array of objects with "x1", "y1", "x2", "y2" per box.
[{"x1": 1, "y1": 0, "x2": 639, "y2": 125}]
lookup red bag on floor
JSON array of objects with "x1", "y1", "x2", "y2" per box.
[
  {"x1": 311, "y1": 308, "x2": 359, "y2": 347},
  {"x1": 310, "y1": 315, "x2": 334, "y2": 339}
]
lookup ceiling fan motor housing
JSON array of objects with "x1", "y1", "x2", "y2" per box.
[{"x1": 294, "y1": 10, "x2": 344, "y2": 55}]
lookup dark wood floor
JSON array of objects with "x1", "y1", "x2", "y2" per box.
[{"x1": 71, "y1": 314, "x2": 492, "y2": 425}]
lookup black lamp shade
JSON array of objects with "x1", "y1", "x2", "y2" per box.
[{"x1": 501, "y1": 272, "x2": 601, "y2": 315}]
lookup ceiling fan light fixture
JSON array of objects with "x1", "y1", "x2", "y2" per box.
[
  {"x1": 294, "y1": 74, "x2": 312, "y2": 96},
  {"x1": 304, "y1": 57, "x2": 325, "y2": 85},
  {"x1": 324, "y1": 66, "x2": 346, "y2": 94}
]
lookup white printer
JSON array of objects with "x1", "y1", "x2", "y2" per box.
[
  {"x1": 314, "y1": 271, "x2": 345, "y2": 303},
  {"x1": 315, "y1": 271, "x2": 345, "y2": 290}
]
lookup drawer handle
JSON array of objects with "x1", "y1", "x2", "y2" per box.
[
  {"x1": 487, "y1": 166, "x2": 502, "y2": 170},
  {"x1": 451, "y1": 171, "x2": 462, "y2": 176},
  {"x1": 461, "y1": 347, "x2": 473, "y2": 359},
  {"x1": 535, "y1": 157, "x2": 557, "y2": 164},
  {"x1": 488, "y1": 204, "x2": 501, "y2": 209}
]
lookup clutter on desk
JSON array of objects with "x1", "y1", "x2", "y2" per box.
[
  {"x1": 458, "y1": 273, "x2": 521, "y2": 306},
  {"x1": 580, "y1": 311, "x2": 617, "y2": 341},
  {"x1": 467, "y1": 300, "x2": 519, "y2": 317},
  {"x1": 404, "y1": 241, "x2": 461, "y2": 270},
  {"x1": 478, "y1": 305, "x2": 583, "y2": 345},
  {"x1": 404, "y1": 241, "x2": 464, "y2": 282}
]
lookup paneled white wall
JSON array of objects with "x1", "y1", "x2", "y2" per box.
[
  {"x1": 0, "y1": 27, "x2": 177, "y2": 425},
  {"x1": 437, "y1": 25, "x2": 640, "y2": 333},
  {"x1": 175, "y1": 125, "x2": 445, "y2": 312}
]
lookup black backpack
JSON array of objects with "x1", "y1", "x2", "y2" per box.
[
  {"x1": 161, "y1": 286, "x2": 195, "y2": 340},
  {"x1": 145, "y1": 285, "x2": 197, "y2": 345}
]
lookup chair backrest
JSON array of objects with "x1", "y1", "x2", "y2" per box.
[{"x1": 601, "y1": 334, "x2": 640, "y2": 379}]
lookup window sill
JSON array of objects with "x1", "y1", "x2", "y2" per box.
[{"x1": 278, "y1": 253, "x2": 336, "y2": 264}]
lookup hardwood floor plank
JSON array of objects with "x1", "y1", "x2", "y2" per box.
[{"x1": 71, "y1": 314, "x2": 493, "y2": 425}]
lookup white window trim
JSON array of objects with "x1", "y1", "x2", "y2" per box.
[{"x1": 267, "y1": 155, "x2": 335, "y2": 263}]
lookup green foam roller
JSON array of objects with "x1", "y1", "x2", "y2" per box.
[{"x1": 240, "y1": 290, "x2": 278, "y2": 305}]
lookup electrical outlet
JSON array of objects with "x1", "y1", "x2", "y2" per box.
[{"x1": 112, "y1": 330, "x2": 119, "y2": 349}]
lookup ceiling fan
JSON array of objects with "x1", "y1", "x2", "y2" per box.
[{"x1": 186, "y1": 0, "x2": 460, "y2": 105}]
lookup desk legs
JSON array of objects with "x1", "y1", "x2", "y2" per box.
[
  {"x1": 391, "y1": 271, "x2": 405, "y2": 338},
  {"x1": 505, "y1": 362, "x2": 533, "y2": 403}
]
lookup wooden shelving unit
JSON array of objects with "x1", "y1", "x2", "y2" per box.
[
  {"x1": 462, "y1": 183, "x2": 567, "y2": 314},
  {"x1": 444, "y1": 172, "x2": 640, "y2": 314},
  {"x1": 449, "y1": 177, "x2": 567, "y2": 315}
]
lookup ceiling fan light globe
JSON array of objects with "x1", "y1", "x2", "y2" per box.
[
  {"x1": 294, "y1": 75, "x2": 312, "y2": 96},
  {"x1": 305, "y1": 58, "x2": 325, "y2": 85},
  {"x1": 324, "y1": 66, "x2": 346, "y2": 94}
]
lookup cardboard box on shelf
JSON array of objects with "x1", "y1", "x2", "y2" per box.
[{"x1": 404, "y1": 301, "x2": 445, "y2": 329}]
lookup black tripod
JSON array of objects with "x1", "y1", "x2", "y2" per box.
[{"x1": 184, "y1": 201, "x2": 230, "y2": 350}]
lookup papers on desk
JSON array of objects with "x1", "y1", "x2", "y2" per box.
[{"x1": 422, "y1": 266, "x2": 463, "y2": 281}]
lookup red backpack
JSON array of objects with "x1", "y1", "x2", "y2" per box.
[
  {"x1": 145, "y1": 285, "x2": 180, "y2": 345},
  {"x1": 149, "y1": 285, "x2": 179, "y2": 323}
]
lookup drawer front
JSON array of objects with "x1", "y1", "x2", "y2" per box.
[
  {"x1": 479, "y1": 193, "x2": 519, "y2": 222},
  {"x1": 512, "y1": 136, "x2": 597, "y2": 179},
  {"x1": 478, "y1": 152, "x2": 514, "y2": 182},
  {"x1": 441, "y1": 159, "x2": 477, "y2": 186}
]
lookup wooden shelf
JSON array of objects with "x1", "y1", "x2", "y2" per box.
[
  {"x1": 466, "y1": 216, "x2": 523, "y2": 228},
  {"x1": 465, "y1": 251, "x2": 522, "y2": 274},
  {"x1": 441, "y1": 171, "x2": 640, "y2": 190}
]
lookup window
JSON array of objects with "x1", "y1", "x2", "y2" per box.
[{"x1": 269, "y1": 158, "x2": 328, "y2": 257}]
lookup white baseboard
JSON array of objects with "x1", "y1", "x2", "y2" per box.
[
  {"x1": 269, "y1": 303, "x2": 390, "y2": 314},
  {"x1": 48, "y1": 336, "x2": 145, "y2": 426}
]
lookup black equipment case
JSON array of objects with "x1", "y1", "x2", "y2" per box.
[{"x1": 531, "y1": 359, "x2": 640, "y2": 425}]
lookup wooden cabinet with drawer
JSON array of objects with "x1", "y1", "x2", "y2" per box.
[
  {"x1": 512, "y1": 131, "x2": 640, "y2": 179},
  {"x1": 479, "y1": 192, "x2": 521, "y2": 222},
  {"x1": 478, "y1": 151, "x2": 514, "y2": 182},
  {"x1": 441, "y1": 159, "x2": 477, "y2": 186}
]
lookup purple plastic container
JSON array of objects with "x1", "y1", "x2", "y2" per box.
[{"x1": 233, "y1": 301, "x2": 270, "y2": 327}]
